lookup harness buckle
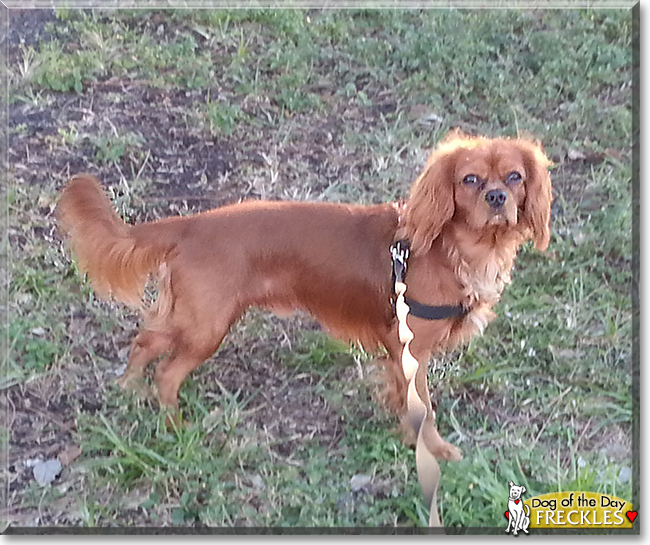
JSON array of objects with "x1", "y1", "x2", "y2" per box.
[
  {"x1": 390, "y1": 239, "x2": 468, "y2": 321},
  {"x1": 391, "y1": 239, "x2": 410, "y2": 284}
]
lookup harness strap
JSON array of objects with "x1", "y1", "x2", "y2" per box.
[
  {"x1": 391, "y1": 240, "x2": 467, "y2": 321},
  {"x1": 404, "y1": 298, "x2": 467, "y2": 320}
]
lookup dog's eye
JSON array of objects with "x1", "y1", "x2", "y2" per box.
[
  {"x1": 506, "y1": 171, "x2": 523, "y2": 185},
  {"x1": 463, "y1": 174, "x2": 481, "y2": 186}
]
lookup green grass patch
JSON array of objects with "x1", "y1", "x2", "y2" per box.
[{"x1": 6, "y1": 6, "x2": 634, "y2": 529}]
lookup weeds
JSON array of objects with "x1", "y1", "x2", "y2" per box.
[{"x1": 5, "y1": 7, "x2": 635, "y2": 529}]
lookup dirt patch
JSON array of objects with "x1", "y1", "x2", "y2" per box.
[{"x1": 6, "y1": 9, "x2": 58, "y2": 52}]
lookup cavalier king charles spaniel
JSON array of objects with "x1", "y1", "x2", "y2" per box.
[{"x1": 58, "y1": 130, "x2": 552, "y2": 459}]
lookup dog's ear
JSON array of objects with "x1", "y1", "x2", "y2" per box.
[
  {"x1": 404, "y1": 144, "x2": 462, "y2": 254},
  {"x1": 518, "y1": 140, "x2": 553, "y2": 251},
  {"x1": 509, "y1": 481, "x2": 514, "y2": 487},
  {"x1": 522, "y1": 486, "x2": 526, "y2": 494},
  {"x1": 441, "y1": 127, "x2": 470, "y2": 143}
]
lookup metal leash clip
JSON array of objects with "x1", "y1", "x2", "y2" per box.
[{"x1": 391, "y1": 239, "x2": 410, "y2": 284}]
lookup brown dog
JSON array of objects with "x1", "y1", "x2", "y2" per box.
[{"x1": 57, "y1": 131, "x2": 552, "y2": 459}]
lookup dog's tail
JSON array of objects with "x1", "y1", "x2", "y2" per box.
[{"x1": 57, "y1": 174, "x2": 178, "y2": 308}]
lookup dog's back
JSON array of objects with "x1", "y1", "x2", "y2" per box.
[{"x1": 58, "y1": 175, "x2": 400, "y2": 348}]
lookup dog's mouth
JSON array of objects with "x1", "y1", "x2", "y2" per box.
[
  {"x1": 486, "y1": 206, "x2": 518, "y2": 227},
  {"x1": 488, "y1": 213, "x2": 508, "y2": 226}
]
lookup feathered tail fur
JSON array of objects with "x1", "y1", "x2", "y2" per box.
[{"x1": 57, "y1": 174, "x2": 175, "y2": 308}]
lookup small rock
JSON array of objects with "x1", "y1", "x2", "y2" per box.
[
  {"x1": 571, "y1": 229, "x2": 588, "y2": 245},
  {"x1": 33, "y1": 459, "x2": 62, "y2": 486},
  {"x1": 567, "y1": 148, "x2": 586, "y2": 161},
  {"x1": 618, "y1": 466, "x2": 631, "y2": 484},
  {"x1": 249, "y1": 474, "x2": 266, "y2": 491},
  {"x1": 350, "y1": 474, "x2": 372, "y2": 492}
]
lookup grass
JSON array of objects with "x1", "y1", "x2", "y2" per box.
[{"x1": 3, "y1": 6, "x2": 636, "y2": 531}]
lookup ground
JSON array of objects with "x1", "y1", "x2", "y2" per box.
[{"x1": 1, "y1": 6, "x2": 637, "y2": 530}]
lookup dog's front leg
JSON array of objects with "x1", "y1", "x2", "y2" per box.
[
  {"x1": 512, "y1": 512, "x2": 522, "y2": 536},
  {"x1": 505, "y1": 510, "x2": 514, "y2": 533}
]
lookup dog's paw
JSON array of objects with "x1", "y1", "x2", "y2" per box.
[
  {"x1": 435, "y1": 441, "x2": 463, "y2": 462},
  {"x1": 116, "y1": 373, "x2": 135, "y2": 390},
  {"x1": 165, "y1": 413, "x2": 183, "y2": 431},
  {"x1": 161, "y1": 408, "x2": 189, "y2": 432},
  {"x1": 116, "y1": 373, "x2": 153, "y2": 399},
  {"x1": 420, "y1": 419, "x2": 463, "y2": 462},
  {"x1": 398, "y1": 415, "x2": 418, "y2": 447}
]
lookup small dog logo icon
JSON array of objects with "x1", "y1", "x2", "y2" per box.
[{"x1": 505, "y1": 481, "x2": 531, "y2": 536}]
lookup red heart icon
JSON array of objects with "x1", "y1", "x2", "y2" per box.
[
  {"x1": 515, "y1": 499, "x2": 519, "y2": 504},
  {"x1": 504, "y1": 511, "x2": 509, "y2": 519},
  {"x1": 626, "y1": 511, "x2": 637, "y2": 523}
]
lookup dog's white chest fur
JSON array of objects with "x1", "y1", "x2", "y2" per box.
[{"x1": 456, "y1": 248, "x2": 514, "y2": 336}]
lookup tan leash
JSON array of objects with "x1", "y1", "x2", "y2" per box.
[
  {"x1": 394, "y1": 278, "x2": 442, "y2": 527},
  {"x1": 391, "y1": 239, "x2": 465, "y2": 527}
]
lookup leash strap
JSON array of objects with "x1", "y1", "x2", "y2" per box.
[
  {"x1": 394, "y1": 279, "x2": 443, "y2": 527},
  {"x1": 391, "y1": 239, "x2": 466, "y2": 527}
]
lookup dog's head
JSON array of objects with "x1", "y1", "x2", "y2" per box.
[
  {"x1": 508, "y1": 480, "x2": 527, "y2": 500},
  {"x1": 404, "y1": 131, "x2": 553, "y2": 254}
]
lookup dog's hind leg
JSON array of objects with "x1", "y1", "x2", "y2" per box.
[
  {"x1": 512, "y1": 512, "x2": 521, "y2": 536},
  {"x1": 154, "y1": 349, "x2": 207, "y2": 411},
  {"x1": 153, "y1": 305, "x2": 240, "y2": 415},
  {"x1": 117, "y1": 329, "x2": 171, "y2": 392}
]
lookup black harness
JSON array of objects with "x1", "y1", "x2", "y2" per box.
[{"x1": 390, "y1": 240, "x2": 468, "y2": 321}]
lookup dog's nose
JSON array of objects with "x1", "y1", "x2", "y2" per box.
[{"x1": 486, "y1": 189, "x2": 507, "y2": 209}]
